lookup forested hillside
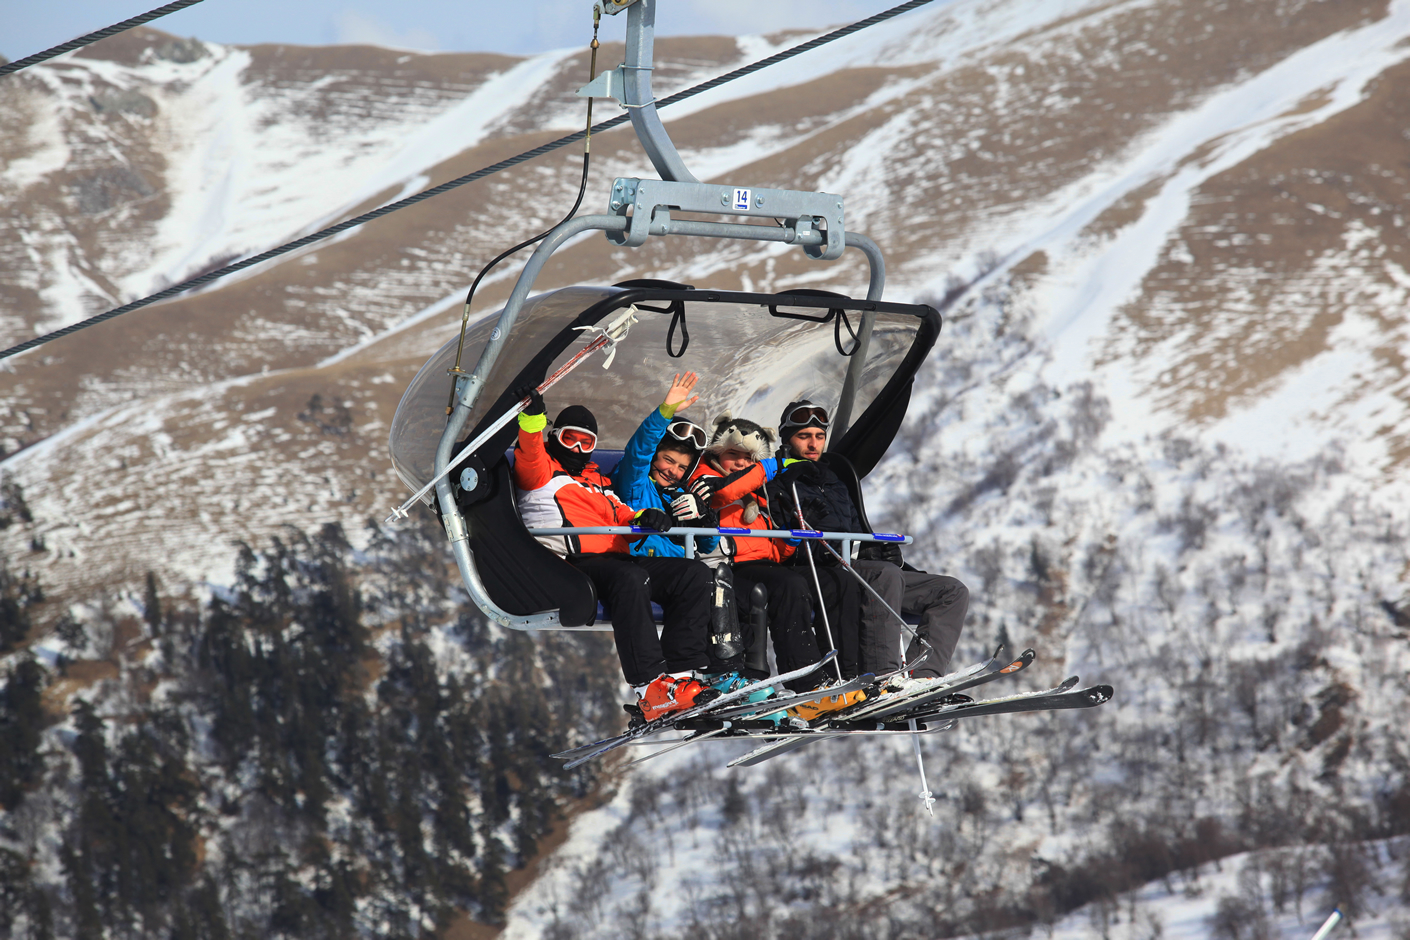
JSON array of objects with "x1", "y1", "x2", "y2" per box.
[{"x1": 0, "y1": 499, "x2": 623, "y2": 938}]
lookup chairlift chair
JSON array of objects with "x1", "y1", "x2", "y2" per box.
[{"x1": 386, "y1": 0, "x2": 943, "y2": 632}]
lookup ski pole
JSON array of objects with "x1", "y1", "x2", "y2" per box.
[
  {"x1": 385, "y1": 306, "x2": 638, "y2": 523},
  {"x1": 791, "y1": 481, "x2": 844, "y2": 682},
  {"x1": 909, "y1": 718, "x2": 936, "y2": 816},
  {"x1": 813, "y1": 537, "x2": 937, "y2": 664},
  {"x1": 1309, "y1": 910, "x2": 1343, "y2": 940}
]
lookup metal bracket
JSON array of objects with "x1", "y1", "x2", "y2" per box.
[
  {"x1": 576, "y1": 66, "x2": 626, "y2": 104},
  {"x1": 599, "y1": 0, "x2": 644, "y2": 12},
  {"x1": 443, "y1": 511, "x2": 468, "y2": 543},
  {"x1": 607, "y1": 178, "x2": 846, "y2": 260}
]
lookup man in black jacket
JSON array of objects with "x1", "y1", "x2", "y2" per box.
[{"x1": 773, "y1": 400, "x2": 968, "y2": 679}]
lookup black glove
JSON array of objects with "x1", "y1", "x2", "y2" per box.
[
  {"x1": 635, "y1": 507, "x2": 672, "y2": 532},
  {"x1": 858, "y1": 541, "x2": 903, "y2": 565},
  {"x1": 515, "y1": 385, "x2": 545, "y2": 416},
  {"x1": 772, "y1": 459, "x2": 816, "y2": 491}
]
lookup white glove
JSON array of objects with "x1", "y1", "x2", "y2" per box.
[{"x1": 670, "y1": 492, "x2": 706, "y2": 521}]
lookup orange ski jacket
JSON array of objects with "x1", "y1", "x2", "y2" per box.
[{"x1": 513, "y1": 417, "x2": 638, "y2": 557}]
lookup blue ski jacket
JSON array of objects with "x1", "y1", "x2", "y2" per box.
[{"x1": 613, "y1": 405, "x2": 719, "y2": 558}]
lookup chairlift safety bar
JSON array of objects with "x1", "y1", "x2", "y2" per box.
[
  {"x1": 527, "y1": 527, "x2": 909, "y2": 542},
  {"x1": 527, "y1": 526, "x2": 909, "y2": 565}
]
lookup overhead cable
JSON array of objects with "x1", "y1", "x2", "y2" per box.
[
  {"x1": 0, "y1": 0, "x2": 936, "y2": 362},
  {"x1": 0, "y1": 0, "x2": 207, "y2": 79}
]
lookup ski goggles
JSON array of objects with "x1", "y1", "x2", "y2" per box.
[
  {"x1": 664, "y1": 420, "x2": 707, "y2": 449},
  {"x1": 783, "y1": 405, "x2": 830, "y2": 430},
  {"x1": 553, "y1": 425, "x2": 598, "y2": 453}
]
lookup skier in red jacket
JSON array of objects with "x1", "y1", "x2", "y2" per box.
[{"x1": 513, "y1": 389, "x2": 724, "y2": 720}]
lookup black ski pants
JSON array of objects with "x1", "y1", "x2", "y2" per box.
[
  {"x1": 568, "y1": 553, "x2": 713, "y2": 686},
  {"x1": 732, "y1": 561, "x2": 825, "y2": 692},
  {"x1": 854, "y1": 560, "x2": 969, "y2": 677}
]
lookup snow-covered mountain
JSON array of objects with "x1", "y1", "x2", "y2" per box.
[{"x1": 3, "y1": 0, "x2": 1410, "y2": 935}]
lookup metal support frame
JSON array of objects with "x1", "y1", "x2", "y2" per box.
[
  {"x1": 621, "y1": 1, "x2": 697, "y2": 182},
  {"x1": 435, "y1": 0, "x2": 892, "y2": 631},
  {"x1": 607, "y1": 178, "x2": 846, "y2": 260}
]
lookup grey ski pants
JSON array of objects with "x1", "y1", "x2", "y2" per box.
[{"x1": 853, "y1": 561, "x2": 969, "y2": 677}]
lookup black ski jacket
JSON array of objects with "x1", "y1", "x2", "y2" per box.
[{"x1": 769, "y1": 453, "x2": 875, "y2": 565}]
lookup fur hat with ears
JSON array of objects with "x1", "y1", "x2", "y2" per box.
[{"x1": 706, "y1": 413, "x2": 775, "y2": 463}]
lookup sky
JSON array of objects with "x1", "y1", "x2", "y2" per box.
[{"x1": 1, "y1": 0, "x2": 888, "y2": 62}]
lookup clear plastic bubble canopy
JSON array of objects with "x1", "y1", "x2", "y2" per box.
[{"x1": 389, "y1": 283, "x2": 941, "y2": 498}]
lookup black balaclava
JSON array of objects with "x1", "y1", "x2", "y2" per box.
[{"x1": 547, "y1": 405, "x2": 597, "y2": 475}]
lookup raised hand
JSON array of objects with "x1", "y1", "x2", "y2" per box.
[
  {"x1": 516, "y1": 385, "x2": 546, "y2": 416},
  {"x1": 662, "y1": 372, "x2": 700, "y2": 413}
]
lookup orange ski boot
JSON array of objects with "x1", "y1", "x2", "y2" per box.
[
  {"x1": 787, "y1": 684, "x2": 868, "y2": 723},
  {"x1": 637, "y1": 674, "x2": 710, "y2": 722}
]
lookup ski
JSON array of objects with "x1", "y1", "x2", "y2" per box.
[
  {"x1": 725, "y1": 646, "x2": 1019, "y2": 768},
  {"x1": 851, "y1": 648, "x2": 1036, "y2": 722},
  {"x1": 628, "y1": 727, "x2": 730, "y2": 766},
  {"x1": 825, "y1": 645, "x2": 1031, "y2": 726},
  {"x1": 828, "y1": 675, "x2": 1082, "y2": 731},
  {"x1": 726, "y1": 733, "x2": 818, "y2": 767},
  {"x1": 898, "y1": 679, "x2": 1112, "y2": 724},
  {"x1": 551, "y1": 650, "x2": 839, "y2": 768},
  {"x1": 726, "y1": 681, "x2": 1111, "y2": 760}
]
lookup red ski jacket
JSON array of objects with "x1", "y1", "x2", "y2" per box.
[{"x1": 513, "y1": 418, "x2": 637, "y2": 557}]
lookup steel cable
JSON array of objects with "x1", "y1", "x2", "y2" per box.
[
  {"x1": 0, "y1": 0, "x2": 207, "y2": 79},
  {"x1": 0, "y1": 0, "x2": 936, "y2": 362}
]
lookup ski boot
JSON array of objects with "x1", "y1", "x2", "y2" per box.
[
  {"x1": 637, "y1": 674, "x2": 712, "y2": 723},
  {"x1": 705, "y1": 671, "x2": 752, "y2": 695},
  {"x1": 882, "y1": 674, "x2": 942, "y2": 697},
  {"x1": 787, "y1": 682, "x2": 867, "y2": 723},
  {"x1": 707, "y1": 672, "x2": 787, "y2": 725}
]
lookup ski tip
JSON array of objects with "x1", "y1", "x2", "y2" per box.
[
  {"x1": 999, "y1": 650, "x2": 1036, "y2": 673},
  {"x1": 1085, "y1": 684, "x2": 1115, "y2": 705},
  {"x1": 1059, "y1": 675, "x2": 1079, "y2": 691}
]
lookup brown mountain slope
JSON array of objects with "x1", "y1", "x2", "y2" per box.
[{"x1": 1102, "y1": 57, "x2": 1410, "y2": 461}]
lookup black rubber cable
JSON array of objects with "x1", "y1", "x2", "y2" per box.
[
  {"x1": 0, "y1": 0, "x2": 207, "y2": 78},
  {"x1": 0, "y1": 0, "x2": 936, "y2": 362}
]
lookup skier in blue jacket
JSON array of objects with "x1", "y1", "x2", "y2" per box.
[
  {"x1": 612, "y1": 371, "x2": 718, "y2": 559},
  {"x1": 613, "y1": 373, "x2": 753, "y2": 684}
]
